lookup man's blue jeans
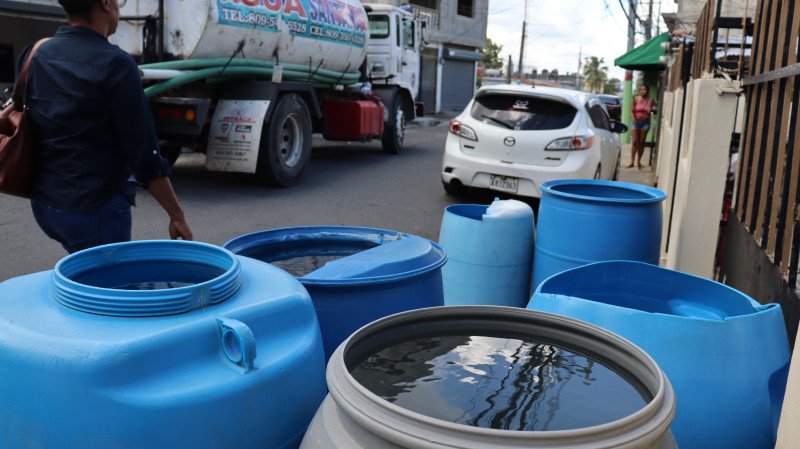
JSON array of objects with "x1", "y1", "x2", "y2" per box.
[{"x1": 31, "y1": 194, "x2": 132, "y2": 254}]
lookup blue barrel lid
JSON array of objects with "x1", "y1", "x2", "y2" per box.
[
  {"x1": 541, "y1": 179, "x2": 666, "y2": 204},
  {"x1": 225, "y1": 226, "x2": 447, "y2": 287}
]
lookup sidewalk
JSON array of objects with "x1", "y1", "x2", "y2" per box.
[{"x1": 618, "y1": 143, "x2": 656, "y2": 187}]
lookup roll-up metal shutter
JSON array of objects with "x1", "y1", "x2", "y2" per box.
[{"x1": 441, "y1": 59, "x2": 474, "y2": 112}]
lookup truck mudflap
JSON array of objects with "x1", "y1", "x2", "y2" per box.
[{"x1": 205, "y1": 100, "x2": 271, "y2": 174}]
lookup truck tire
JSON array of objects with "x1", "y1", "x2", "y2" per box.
[
  {"x1": 256, "y1": 94, "x2": 312, "y2": 187},
  {"x1": 381, "y1": 92, "x2": 405, "y2": 154}
]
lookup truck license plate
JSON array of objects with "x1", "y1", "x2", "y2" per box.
[{"x1": 489, "y1": 175, "x2": 519, "y2": 194}]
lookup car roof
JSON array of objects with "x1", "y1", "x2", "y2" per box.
[{"x1": 475, "y1": 84, "x2": 593, "y2": 108}]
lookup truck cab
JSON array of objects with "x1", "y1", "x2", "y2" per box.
[{"x1": 365, "y1": 4, "x2": 421, "y2": 100}]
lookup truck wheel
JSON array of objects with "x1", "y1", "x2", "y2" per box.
[
  {"x1": 160, "y1": 144, "x2": 182, "y2": 167},
  {"x1": 381, "y1": 92, "x2": 405, "y2": 154},
  {"x1": 256, "y1": 94, "x2": 312, "y2": 187}
]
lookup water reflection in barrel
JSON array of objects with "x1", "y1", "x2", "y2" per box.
[{"x1": 350, "y1": 335, "x2": 648, "y2": 431}]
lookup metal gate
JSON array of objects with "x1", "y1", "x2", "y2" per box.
[
  {"x1": 419, "y1": 50, "x2": 437, "y2": 114},
  {"x1": 440, "y1": 59, "x2": 475, "y2": 112},
  {"x1": 735, "y1": 0, "x2": 800, "y2": 286}
]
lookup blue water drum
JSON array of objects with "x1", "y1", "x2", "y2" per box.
[
  {"x1": 0, "y1": 240, "x2": 326, "y2": 449},
  {"x1": 532, "y1": 179, "x2": 666, "y2": 289},
  {"x1": 529, "y1": 261, "x2": 791, "y2": 449},
  {"x1": 438, "y1": 199, "x2": 535, "y2": 307},
  {"x1": 224, "y1": 227, "x2": 447, "y2": 360}
]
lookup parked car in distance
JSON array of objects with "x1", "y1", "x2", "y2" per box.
[
  {"x1": 598, "y1": 94, "x2": 622, "y2": 121},
  {"x1": 442, "y1": 84, "x2": 626, "y2": 199}
]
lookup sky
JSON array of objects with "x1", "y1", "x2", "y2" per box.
[{"x1": 486, "y1": 0, "x2": 677, "y2": 81}]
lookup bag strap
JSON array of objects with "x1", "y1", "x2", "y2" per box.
[{"x1": 11, "y1": 38, "x2": 50, "y2": 110}]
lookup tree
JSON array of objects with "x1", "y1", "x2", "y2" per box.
[
  {"x1": 481, "y1": 38, "x2": 503, "y2": 70},
  {"x1": 550, "y1": 69, "x2": 559, "y2": 80},
  {"x1": 583, "y1": 56, "x2": 608, "y2": 93},
  {"x1": 604, "y1": 77, "x2": 622, "y2": 94}
]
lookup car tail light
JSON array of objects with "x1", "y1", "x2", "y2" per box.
[
  {"x1": 158, "y1": 107, "x2": 169, "y2": 120},
  {"x1": 185, "y1": 108, "x2": 196, "y2": 121},
  {"x1": 449, "y1": 119, "x2": 478, "y2": 141},
  {"x1": 171, "y1": 107, "x2": 182, "y2": 120},
  {"x1": 545, "y1": 134, "x2": 595, "y2": 151}
]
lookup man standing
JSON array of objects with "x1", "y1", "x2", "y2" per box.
[{"x1": 17, "y1": 0, "x2": 192, "y2": 253}]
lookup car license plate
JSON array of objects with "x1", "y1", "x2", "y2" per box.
[{"x1": 489, "y1": 175, "x2": 519, "y2": 194}]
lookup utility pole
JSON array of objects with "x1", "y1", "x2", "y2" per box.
[
  {"x1": 576, "y1": 47, "x2": 582, "y2": 90},
  {"x1": 507, "y1": 54, "x2": 513, "y2": 83},
  {"x1": 517, "y1": 0, "x2": 528, "y2": 80},
  {"x1": 645, "y1": 0, "x2": 654, "y2": 40}
]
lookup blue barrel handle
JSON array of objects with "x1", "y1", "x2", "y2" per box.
[{"x1": 217, "y1": 317, "x2": 257, "y2": 371}]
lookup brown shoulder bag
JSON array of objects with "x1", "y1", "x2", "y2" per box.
[{"x1": 0, "y1": 39, "x2": 49, "y2": 198}]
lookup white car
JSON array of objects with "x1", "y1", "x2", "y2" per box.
[{"x1": 442, "y1": 84, "x2": 626, "y2": 198}]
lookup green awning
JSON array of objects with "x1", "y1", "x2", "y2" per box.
[{"x1": 614, "y1": 33, "x2": 669, "y2": 71}]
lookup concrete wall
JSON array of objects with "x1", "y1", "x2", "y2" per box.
[
  {"x1": 675, "y1": 0, "x2": 755, "y2": 31},
  {"x1": 777, "y1": 327, "x2": 800, "y2": 447},
  {"x1": 655, "y1": 88, "x2": 685, "y2": 263},
  {"x1": 664, "y1": 78, "x2": 741, "y2": 278},
  {"x1": 370, "y1": 0, "x2": 488, "y2": 49}
]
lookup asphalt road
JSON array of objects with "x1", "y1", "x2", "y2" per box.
[{"x1": 1, "y1": 122, "x2": 523, "y2": 281}]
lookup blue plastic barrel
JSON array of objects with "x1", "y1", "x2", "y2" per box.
[
  {"x1": 225, "y1": 227, "x2": 447, "y2": 360},
  {"x1": 0, "y1": 240, "x2": 326, "y2": 449},
  {"x1": 529, "y1": 261, "x2": 790, "y2": 449},
  {"x1": 438, "y1": 199, "x2": 535, "y2": 307},
  {"x1": 532, "y1": 179, "x2": 666, "y2": 289}
]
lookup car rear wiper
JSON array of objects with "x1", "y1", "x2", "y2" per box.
[{"x1": 480, "y1": 114, "x2": 515, "y2": 129}]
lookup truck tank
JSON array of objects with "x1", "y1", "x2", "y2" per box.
[{"x1": 111, "y1": 0, "x2": 368, "y2": 74}]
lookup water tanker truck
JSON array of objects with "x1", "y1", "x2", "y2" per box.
[{"x1": 111, "y1": 0, "x2": 424, "y2": 186}]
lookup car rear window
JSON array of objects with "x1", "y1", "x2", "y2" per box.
[
  {"x1": 599, "y1": 95, "x2": 620, "y2": 106},
  {"x1": 470, "y1": 93, "x2": 577, "y2": 131}
]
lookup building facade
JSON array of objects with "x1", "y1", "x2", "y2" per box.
[
  {"x1": 0, "y1": 0, "x2": 63, "y2": 89},
  {"x1": 370, "y1": 0, "x2": 488, "y2": 114},
  {"x1": 667, "y1": 0, "x2": 754, "y2": 32}
]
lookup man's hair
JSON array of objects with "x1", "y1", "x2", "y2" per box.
[{"x1": 58, "y1": 0, "x2": 99, "y2": 20}]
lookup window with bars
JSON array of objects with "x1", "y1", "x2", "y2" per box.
[{"x1": 457, "y1": 0, "x2": 473, "y2": 17}]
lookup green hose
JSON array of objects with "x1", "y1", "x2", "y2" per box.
[
  {"x1": 141, "y1": 58, "x2": 361, "y2": 81},
  {"x1": 141, "y1": 58, "x2": 361, "y2": 98}
]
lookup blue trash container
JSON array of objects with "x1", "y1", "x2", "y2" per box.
[
  {"x1": 532, "y1": 179, "x2": 666, "y2": 289},
  {"x1": 0, "y1": 240, "x2": 326, "y2": 449},
  {"x1": 438, "y1": 199, "x2": 535, "y2": 307},
  {"x1": 529, "y1": 261, "x2": 790, "y2": 449},
  {"x1": 225, "y1": 227, "x2": 447, "y2": 360}
]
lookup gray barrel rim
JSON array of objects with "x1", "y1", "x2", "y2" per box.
[{"x1": 326, "y1": 306, "x2": 676, "y2": 449}]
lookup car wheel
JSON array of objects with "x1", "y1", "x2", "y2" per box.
[
  {"x1": 381, "y1": 92, "x2": 405, "y2": 154},
  {"x1": 593, "y1": 164, "x2": 602, "y2": 180},
  {"x1": 442, "y1": 180, "x2": 466, "y2": 196},
  {"x1": 256, "y1": 94, "x2": 312, "y2": 187}
]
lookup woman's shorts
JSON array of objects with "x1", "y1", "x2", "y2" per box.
[{"x1": 634, "y1": 119, "x2": 650, "y2": 131}]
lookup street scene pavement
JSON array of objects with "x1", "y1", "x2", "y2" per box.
[
  {"x1": 0, "y1": 122, "x2": 654, "y2": 281},
  {"x1": 0, "y1": 123, "x2": 450, "y2": 279},
  {"x1": 2, "y1": 0, "x2": 797, "y2": 446}
]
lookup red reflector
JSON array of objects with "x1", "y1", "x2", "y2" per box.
[
  {"x1": 172, "y1": 108, "x2": 182, "y2": 120},
  {"x1": 449, "y1": 119, "x2": 461, "y2": 135},
  {"x1": 571, "y1": 137, "x2": 583, "y2": 148}
]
